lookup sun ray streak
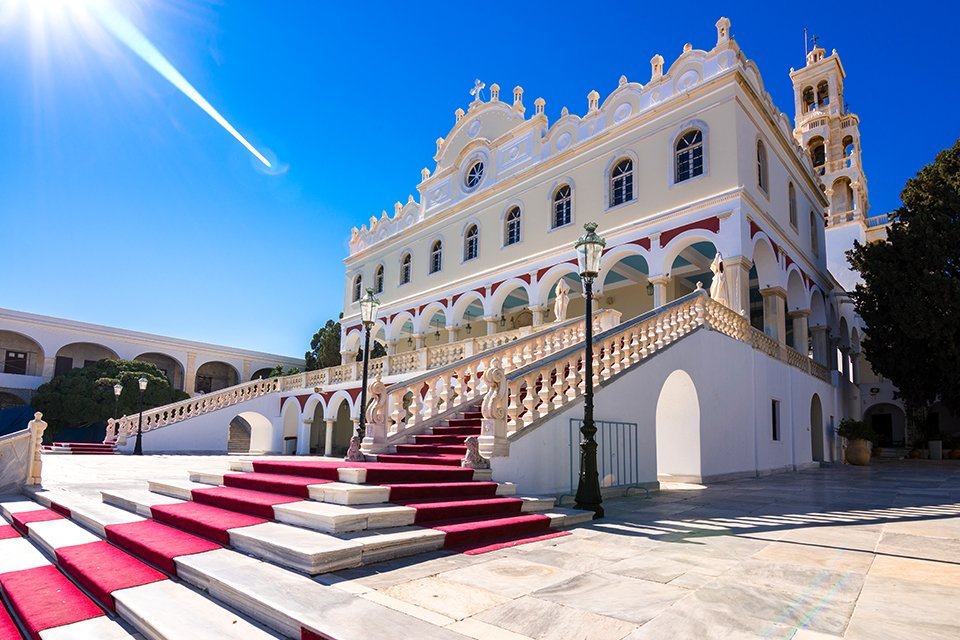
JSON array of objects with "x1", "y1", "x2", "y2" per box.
[{"x1": 90, "y1": 3, "x2": 272, "y2": 167}]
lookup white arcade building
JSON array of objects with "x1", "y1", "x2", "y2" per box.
[{"x1": 104, "y1": 19, "x2": 892, "y2": 493}]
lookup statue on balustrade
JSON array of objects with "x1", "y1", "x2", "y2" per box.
[
  {"x1": 709, "y1": 253, "x2": 729, "y2": 307},
  {"x1": 553, "y1": 279, "x2": 571, "y2": 322}
]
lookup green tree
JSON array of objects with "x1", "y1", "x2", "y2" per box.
[
  {"x1": 305, "y1": 319, "x2": 342, "y2": 371},
  {"x1": 847, "y1": 139, "x2": 960, "y2": 421},
  {"x1": 31, "y1": 359, "x2": 190, "y2": 435}
]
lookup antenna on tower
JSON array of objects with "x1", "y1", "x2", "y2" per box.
[{"x1": 804, "y1": 27, "x2": 809, "y2": 56}]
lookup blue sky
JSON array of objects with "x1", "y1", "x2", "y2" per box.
[{"x1": 1, "y1": 1, "x2": 954, "y2": 358}]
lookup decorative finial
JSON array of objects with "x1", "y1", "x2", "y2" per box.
[
  {"x1": 455, "y1": 108, "x2": 464, "y2": 122},
  {"x1": 470, "y1": 78, "x2": 486, "y2": 103},
  {"x1": 560, "y1": 106, "x2": 569, "y2": 117},
  {"x1": 490, "y1": 83, "x2": 500, "y2": 101},
  {"x1": 715, "y1": 17, "x2": 731, "y2": 45},
  {"x1": 650, "y1": 54, "x2": 664, "y2": 81},
  {"x1": 421, "y1": 167, "x2": 430, "y2": 181},
  {"x1": 683, "y1": 43, "x2": 693, "y2": 53},
  {"x1": 394, "y1": 202, "x2": 402, "y2": 216},
  {"x1": 534, "y1": 97, "x2": 545, "y2": 115},
  {"x1": 436, "y1": 137, "x2": 444, "y2": 154},
  {"x1": 587, "y1": 90, "x2": 599, "y2": 112},
  {"x1": 619, "y1": 75, "x2": 628, "y2": 86},
  {"x1": 512, "y1": 86, "x2": 525, "y2": 114}
]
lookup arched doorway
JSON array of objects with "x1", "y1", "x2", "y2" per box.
[
  {"x1": 600, "y1": 252, "x2": 651, "y2": 320},
  {"x1": 194, "y1": 361, "x2": 239, "y2": 394},
  {"x1": 251, "y1": 367, "x2": 274, "y2": 380},
  {"x1": 810, "y1": 393, "x2": 824, "y2": 462},
  {"x1": 54, "y1": 342, "x2": 118, "y2": 376},
  {"x1": 655, "y1": 369, "x2": 701, "y2": 478},
  {"x1": 0, "y1": 331, "x2": 44, "y2": 377},
  {"x1": 863, "y1": 403, "x2": 906, "y2": 447},
  {"x1": 228, "y1": 415, "x2": 252, "y2": 453},
  {"x1": 281, "y1": 400, "x2": 301, "y2": 454},
  {"x1": 332, "y1": 402, "x2": 353, "y2": 456},
  {"x1": 668, "y1": 241, "x2": 717, "y2": 303},
  {"x1": 134, "y1": 353, "x2": 185, "y2": 390}
]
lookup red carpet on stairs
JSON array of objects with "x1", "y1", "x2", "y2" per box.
[
  {"x1": 55, "y1": 541, "x2": 166, "y2": 612},
  {"x1": 0, "y1": 524, "x2": 20, "y2": 541},
  {"x1": 434, "y1": 513, "x2": 556, "y2": 551},
  {"x1": 191, "y1": 486, "x2": 302, "y2": 519},
  {"x1": 0, "y1": 564, "x2": 104, "y2": 639},
  {"x1": 150, "y1": 502, "x2": 266, "y2": 545},
  {"x1": 105, "y1": 519, "x2": 220, "y2": 576},
  {"x1": 11, "y1": 509, "x2": 62, "y2": 536},
  {"x1": 0, "y1": 603, "x2": 21, "y2": 640},
  {"x1": 383, "y1": 481, "x2": 499, "y2": 501},
  {"x1": 399, "y1": 497, "x2": 525, "y2": 524},
  {"x1": 223, "y1": 472, "x2": 330, "y2": 498},
  {"x1": 251, "y1": 460, "x2": 475, "y2": 484}
]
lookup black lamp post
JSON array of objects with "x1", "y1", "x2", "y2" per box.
[
  {"x1": 113, "y1": 383, "x2": 123, "y2": 419},
  {"x1": 134, "y1": 376, "x2": 147, "y2": 456},
  {"x1": 574, "y1": 222, "x2": 605, "y2": 518},
  {"x1": 356, "y1": 288, "x2": 380, "y2": 442}
]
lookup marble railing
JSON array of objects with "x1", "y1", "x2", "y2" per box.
[
  {"x1": 0, "y1": 412, "x2": 47, "y2": 493},
  {"x1": 107, "y1": 378, "x2": 281, "y2": 445},
  {"x1": 359, "y1": 309, "x2": 622, "y2": 453},
  {"x1": 481, "y1": 292, "x2": 831, "y2": 455}
]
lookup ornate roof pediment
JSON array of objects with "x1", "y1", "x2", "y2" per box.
[{"x1": 434, "y1": 101, "x2": 526, "y2": 171}]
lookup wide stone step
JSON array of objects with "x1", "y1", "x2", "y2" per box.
[
  {"x1": 381, "y1": 481, "x2": 500, "y2": 501},
  {"x1": 432, "y1": 513, "x2": 554, "y2": 550},
  {"x1": 429, "y1": 426, "x2": 482, "y2": 436},
  {"x1": 445, "y1": 418, "x2": 482, "y2": 427},
  {"x1": 398, "y1": 497, "x2": 524, "y2": 524},
  {"x1": 411, "y1": 434, "x2": 469, "y2": 445},
  {"x1": 246, "y1": 460, "x2": 476, "y2": 484},
  {"x1": 373, "y1": 453, "x2": 464, "y2": 467},
  {"x1": 190, "y1": 471, "x2": 391, "y2": 505},
  {"x1": 18, "y1": 494, "x2": 458, "y2": 639}
]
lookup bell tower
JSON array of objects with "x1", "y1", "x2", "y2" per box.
[{"x1": 790, "y1": 42, "x2": 869, "y2": 224}]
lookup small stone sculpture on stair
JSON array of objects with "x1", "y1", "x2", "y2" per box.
[
  {"x1": 344, "y1": 436, "x2": 365, "y2": 462},
  {"x1": 461, "y1": 436, "x2": 490, "y2": 470}
]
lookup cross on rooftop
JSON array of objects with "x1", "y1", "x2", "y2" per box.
[{"x1": 470, "y1": 78, "x2": 485, "y2": 102}]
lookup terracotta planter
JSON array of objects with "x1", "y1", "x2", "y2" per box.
[{"x1": 846, "y1": 439, "x2": 872, "y2": 466}]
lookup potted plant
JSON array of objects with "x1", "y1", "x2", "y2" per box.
[{"x1": 837, "y1": 418, "x2": 877, "y2": 466}]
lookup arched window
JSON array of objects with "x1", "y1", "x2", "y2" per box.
[
  {"x1": 399, "y1": 253, "x2": 411, "y2": 285},
  {"x1": 464, "y1": 224, "x2": 479, "y2": 261},
  {"x1": 816, "y1": 80, "x2": 829, "y2": 107},
  {"x1": 374, "y1": 265, "x2": 384, "y2": 294},
  {"x1": 430, "y1": 240, "x2": 443, "y2": 273},
  {"x1": 802, "y1": 86, "x2": 815, "y2": 112},
  {"x1": 756, "y1": 140, "x2": 768, "y2": 193},
  {"x1": 675, "y1": 130, "x2": 703, "y2": 182},
  {"x1": 352, "y1": 275, "x2": 362, "y2": 301},
  {"x1": 810, "y1": 211, "x2": 820, "y2": 256},
  {"x1": 809, "y1": 139, "x2": 826, "y2": 174},
  {"x1": 552, "y1": 185, "x2": 571, "y2": 228},
  {"x1": 788, "y1": 182, "x2": 798, "y2": 229},
  {"x1": 505, "y1": 207, "x2": 522, "y2": 245},
  {"x1": 610, "y1": 158, "x2": 633, "y2": 206}
]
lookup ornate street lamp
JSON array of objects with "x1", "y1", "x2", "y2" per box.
[
  {"x1": 574, "y1": 222, "x2": 605, "y2": 518},
  {"x1": 113, "y1": 383, "x2": 123, "y2": 419},
  {"x1": 356, "y1": 288, "x2": 380, "y2": 442},
  {"x1": 134, "y1": 377, "x2": 148, "y2": 456}
]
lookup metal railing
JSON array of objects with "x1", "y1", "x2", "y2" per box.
[{"x1": 568, "y1": 418, "x2": 644, "y2": 494}]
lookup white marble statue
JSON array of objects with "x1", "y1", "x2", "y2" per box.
[
  {"x1": 553, "y1": 279, "x2": 571, "y2": 322},
  {"x1": 709, "y1": 252, "x2": 729, "y2": 306}
]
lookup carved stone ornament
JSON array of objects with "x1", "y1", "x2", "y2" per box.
[
  {"x1": 344, "y1": 435, "x2": 365, "y2": 462},
  {"x1": 365, "y1": 374, "x2": 387, "y2": 427},
  {"x1": 461, "y1": 436, "x2": 490, "y2": 469},
  {"x1": 481, "y1": 358, "x2": 508, "y2": 421}
]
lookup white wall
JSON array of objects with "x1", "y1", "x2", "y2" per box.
[{"x1": 492, "y1": 327, "x2": 837, "y2": 493}]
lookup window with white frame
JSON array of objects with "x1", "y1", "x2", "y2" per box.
[
  {"x1": 789, "y1": 183, "x2": 798, "y2": 229},
  {"x1": 399, "y1": 253, "x2": 411, "y2": 284},
  {"x1": 505, "y1": 207, "x2": 521, "y2": 245},
  {"x1": 352, "y1": 275, "x2": 362, "y2": 301},
  {"x1": 430, "y1": 240, "x2": 443, "y2": 273},
  {"x1": 675, "y1": 130, "x2": 703, "y2": 182},
  {"x1": 553, "y1": 185, "x2": 571, "y2": 228},
  {"x1": 464, "y1": 224, "x2": 479, "y2": 261},
  {"x1": 374, "y1": 265, "x2": 384, "y2": 293},
  {"x1": 464, "y1": 161, "x2": 484, "y2": 190},
  {"x1": 757, "y1": 140, "x2": 768, "y2": 193},
  {"x1": 610, "y1": 158, "x2": 634, "y2": 206}
]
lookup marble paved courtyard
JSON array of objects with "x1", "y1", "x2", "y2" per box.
[{"x1": 41, "y1": 456, "x2": 960, "y2": 639}]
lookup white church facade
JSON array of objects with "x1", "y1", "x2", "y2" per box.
[{"x1": 100, "y1": 18, "x2": 898, "y2": 492}]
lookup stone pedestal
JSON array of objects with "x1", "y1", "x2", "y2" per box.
[{"x1": 725, "y1": 256, "x2": 752, "y2": 316}]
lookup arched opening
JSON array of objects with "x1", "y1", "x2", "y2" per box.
[
  {"x1": 493, "y1": 283, "x2": 532, "y2": 331},
  {"x1": 802, "y1": 86, "x2": 815, "y2": 112},
  {"x1": 810, "y1": 393, "x2": 824, "y2": 462},
  {"x1": 227, "y1": 415, "x2": 252, "y2": 453},
  {"x1": 816, "y1": 80, "x2": 829, "y2": 107},
  {"x1": 134, "y1": 353, "x2": 185, "y2": 390},
  {"x1": 250, "y1": 367, "x2": 274, "y2": 380},
  {"x1": 282, "y1": 400, "x2": 300, "y2": 440},
  {"x1": 54, "y1": 342, "x2": 119, "y2": 376},
  {"x1": 785, "y1": 270, "x2": 808, "y2": 351},
  {"x1": 459, "y1": 298, "x2": 487, "y2": 339},
  {"x1": 390, "y1": 317, "x2": 417, "y2": 354},
  {"x1": 842, "y1": 135, "x2": 855, "y2": 165},
  {"x1": 231, "y1": 411, "x2": 273, "y2": 454},
  {"x1": 0, "y1": 392, "x2": 26, "y2": 409},
  {"x1": 750, "y1": 239, "x2": 781, "y2": 337},
  {"x1": 194, "y1": 361, "x2": 239, "y2": 394},
  {"x1": 420, "y1": 306, "x2": 448, "y2": 346},
  {"x1": 310, "y1": 400, "x2": 325, "y2": 454},
  {"x1": 601, "y1": 252, "x2": 652, "y2": 320},
  {"x1": 807, "y1": 136, "x2": 826, "y2": 174},
  {"x1": 0, "y1": 331, "x2": 45, "y2": 377},
  {"x1": 863, "y1": 403, "x2": 906, "y2": 448},
  {"x1": 656, "y1": 370, "x2": 701, "y2": 478},
  {"x1": 831, "y1": 177, "x2": 855, "y2": 216},
  {"x1": 668, "y1": 241, "x2": 717, "y2": 303},
  {"x1": 332, "y1": 401, "x2": 354, "y2": 456}
]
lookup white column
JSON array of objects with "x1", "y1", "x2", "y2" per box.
[
  {"x1": 760, "y1": 287, "x2": 787, "y2": 343},
  {"x1": 386, "y1": 340, "x2": 397, "y2": 355},
  {"x1": 810, "y1": 326, "x2": 829, "y2": 365},
  {"x1": 725, "y1": 256, "x2": 752, "y2": 317},
  {"x1": 414, "y1": 334, "x2": 426, "y2": 350},
  {"x1": 530, "y1": 305, "x2": 548, "y2": 327},
  {"x1": 649, "y1": 275, "x2": 669, "y2": 308},
  {"x1": 324, "y1": 419, "x2": 334, "y2": 456},
  {"x1": 446, "y1": 326, "x2": 461, "y2": 343},
  {"x1": 483, "y1": 316, "x2": 499, "y2": 335},
  {"x1": 788, "y1": 310, "x2": 810, "y2": 354},
  {"x1": 340, "y1": 349, "x2": 355, "y2": 365},
  {"x1": 296, "y1": 418, "x2": 312, "y2": 455}
]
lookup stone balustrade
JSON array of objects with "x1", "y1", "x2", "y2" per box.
[
  {"x1": 0, "y1": 412, "x2": 47, "y2": 493},
  {"x1": 362, "y1": 310, "x2": 622, "y2": 453}
]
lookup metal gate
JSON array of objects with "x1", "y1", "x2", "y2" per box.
[{"x1": 568, "y1": 418, "x2": 642, "y2": 493}]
